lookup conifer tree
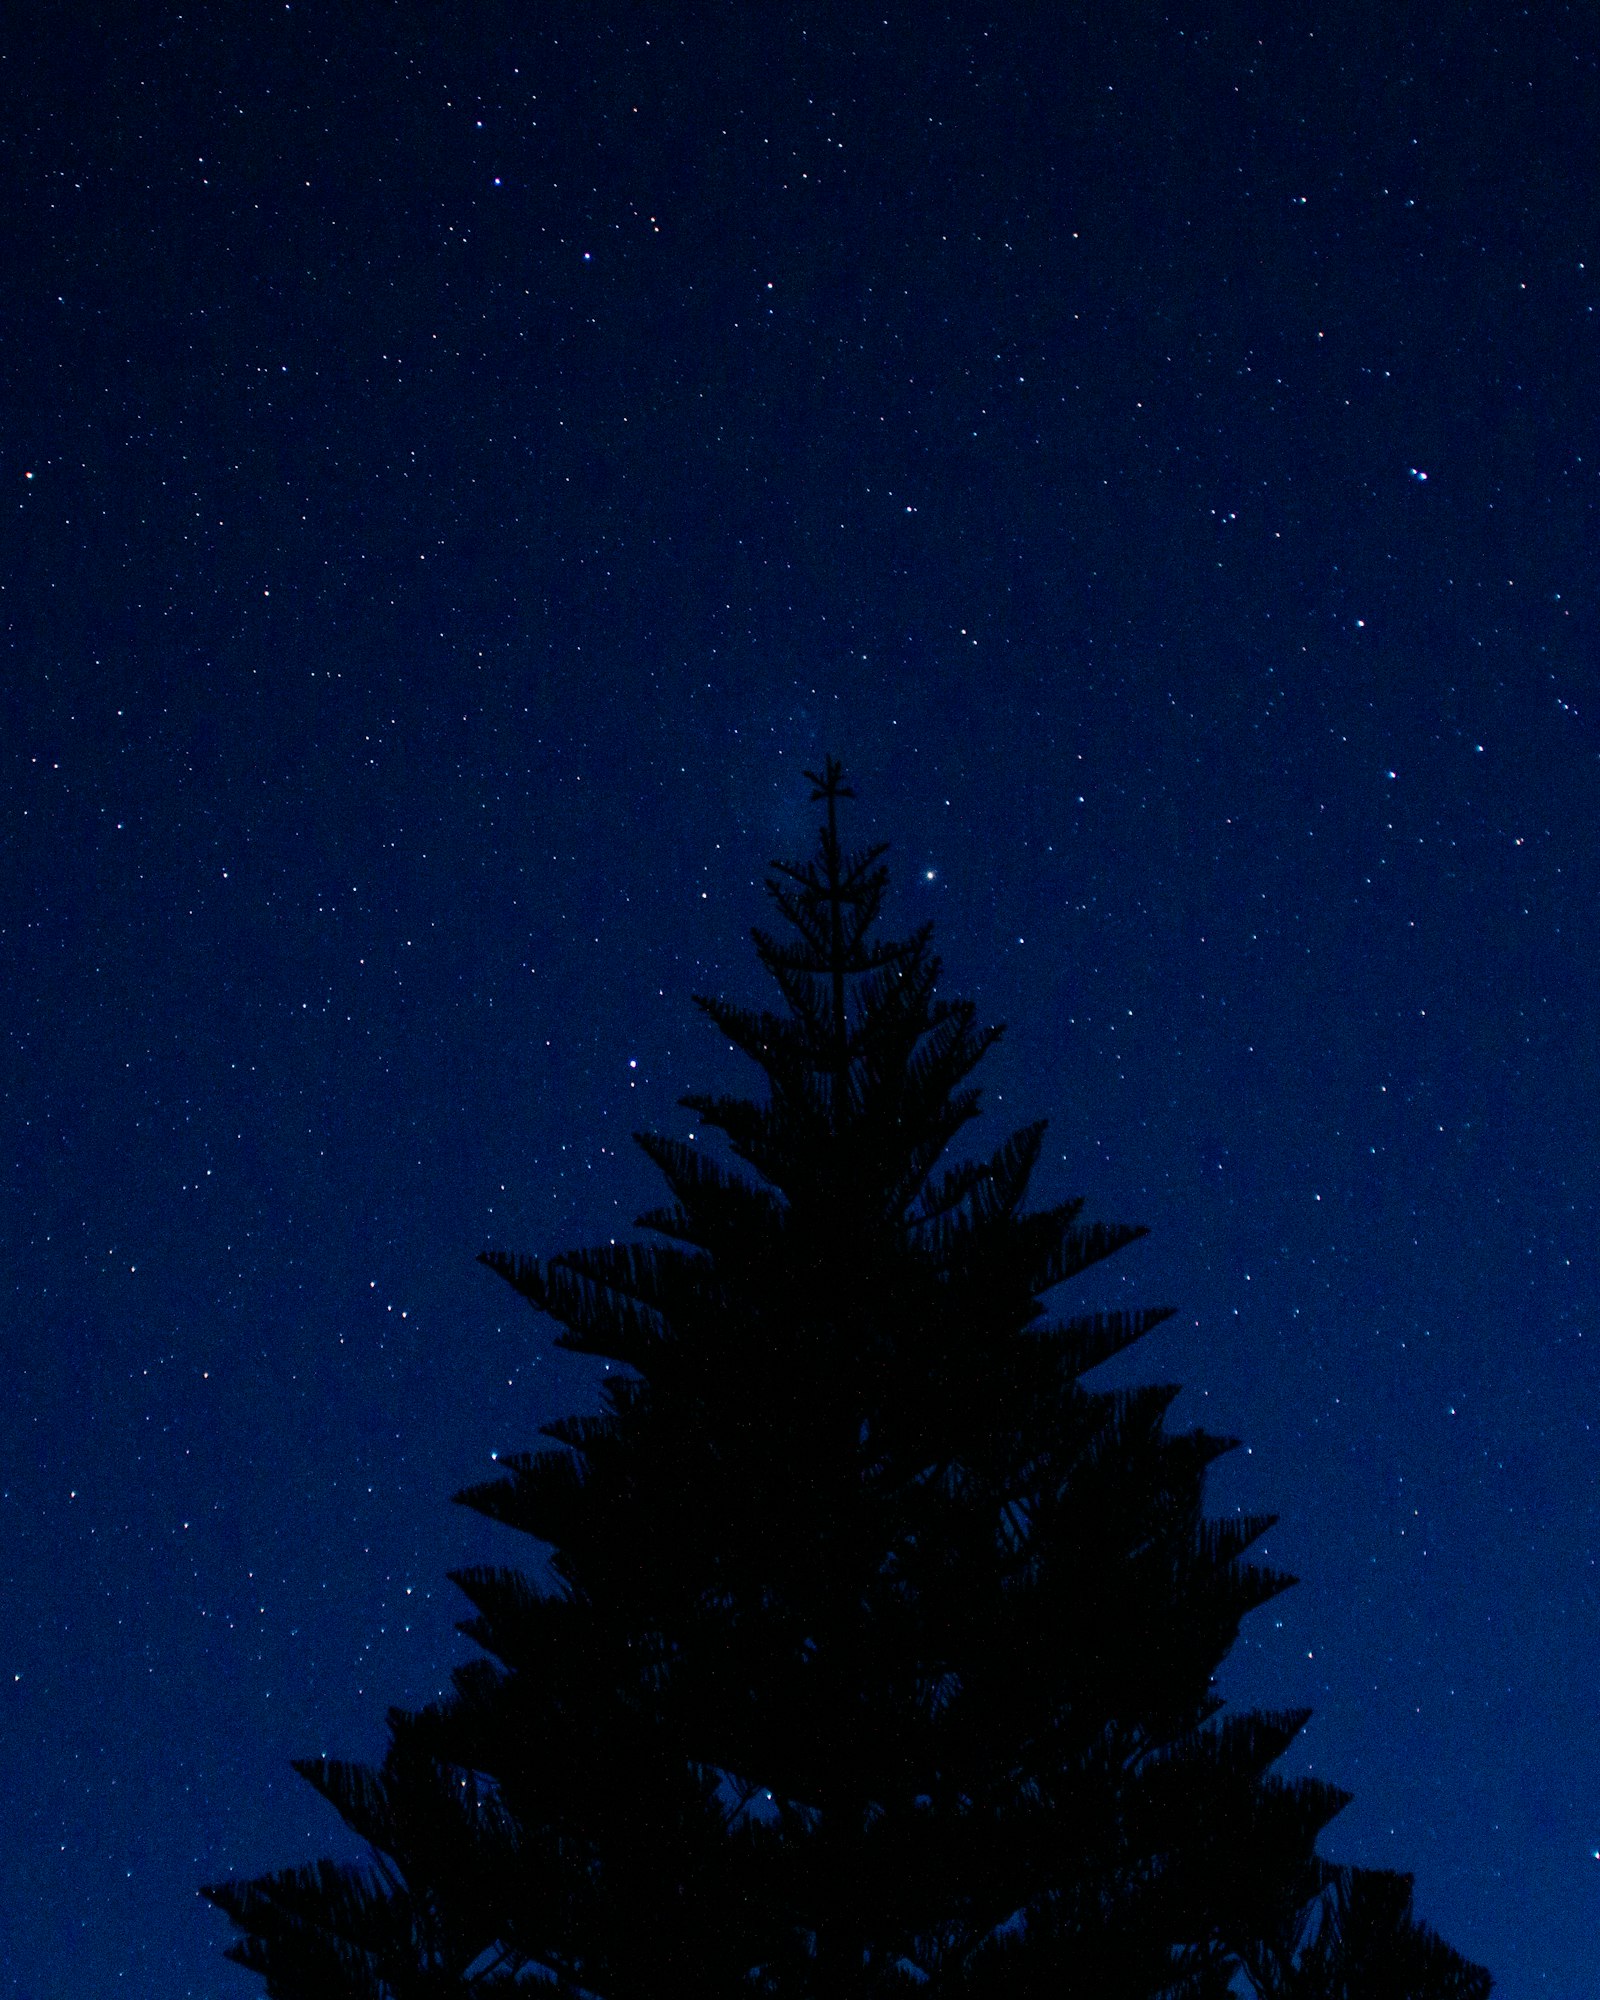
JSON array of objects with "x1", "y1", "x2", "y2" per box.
[{"x1": 205, "y1": 762, "x2": 1489, "y2": 1997}]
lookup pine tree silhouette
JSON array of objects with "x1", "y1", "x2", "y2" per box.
[
  {"x1": 205, "y1": 762, "x2": 1489, "y2": 1996},
  {"x1": 1244, "y1": 1865, "x2": 1491, "y2": 1999}
]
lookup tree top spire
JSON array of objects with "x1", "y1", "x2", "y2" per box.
[{"x1": 803, "y1": 754, "x2": 854, "y2": 807}]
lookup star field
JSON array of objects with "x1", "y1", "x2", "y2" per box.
[{"x1": 2, "y1": 5, "x2": 1598, "y2": 1994}]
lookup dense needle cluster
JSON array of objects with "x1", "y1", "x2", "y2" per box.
[{"x1": 206, "y1": 763, "x2": 1488, "y2": 1996}]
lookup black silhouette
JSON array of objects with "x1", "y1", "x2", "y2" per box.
[{"x1": 206, "y1": 762, "x2": 1489, "y2": 1996}]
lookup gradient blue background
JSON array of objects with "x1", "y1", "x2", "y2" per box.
[{"x1": 3, "y1": 4, "x2": 1596, "y2": 1991}]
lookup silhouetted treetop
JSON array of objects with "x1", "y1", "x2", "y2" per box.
[{"x1": 205, "y1": 762, "x2": 1489, "y2": 1998}]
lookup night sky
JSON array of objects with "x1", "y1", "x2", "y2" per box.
[{"x1": 3, "y1": 4, "x2": 1596, "y2": 1993}]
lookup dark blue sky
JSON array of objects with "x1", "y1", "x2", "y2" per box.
[{"x1": 3, "y1": 3, "x2": 1596, "y2": 1992}]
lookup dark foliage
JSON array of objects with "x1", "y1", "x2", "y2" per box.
[
  {"x1": 1243, "y1": 1865, "x2": 1493, "y2": 1999},
  {"x1": 205, "y1": 763, "x2": 1489, "y2": 1997}
]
